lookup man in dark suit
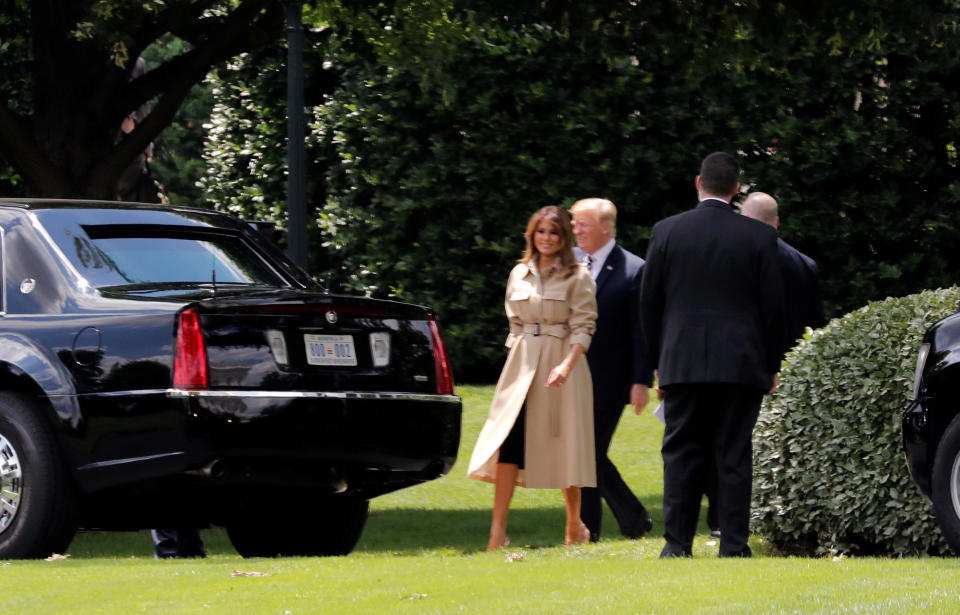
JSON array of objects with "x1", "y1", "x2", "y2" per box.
[
  {"x1": 571, "y1": 198, "x2": 655, "y2": 541},
  {"x1": 702, "y1": 191, "x2": 826, "y2": 536},
  {"x1": 640, "y1": 153, "x2": 784, "y2": 558},
  {"x1": 740, "y1": 192, "x2": 825, "y2": 350}
]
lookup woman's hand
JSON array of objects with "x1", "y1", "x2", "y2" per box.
[
  {"x1": 546, "y1": 363, "x2": 571, "y2": 387},
  {"x1": 546, "y1": 343, "x2": 586, "y2": 387}
]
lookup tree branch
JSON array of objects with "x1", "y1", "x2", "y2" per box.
[
  {"x1": 112, "y1": 0, "x2": 283, "y2": 125},
  {"x1": 0, "y1": 102, "x2": 75, "y2": 196}
]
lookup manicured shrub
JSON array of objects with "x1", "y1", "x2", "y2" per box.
[
  {"x1": 752, "y1": 287, "x2": 960, "y2": 556},
  {"x1": 200, "y1": 4, "x2": 960, "y2": 380}
]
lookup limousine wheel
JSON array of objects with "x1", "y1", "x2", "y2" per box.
[
  {"x1": 931, "y1": 413, "x2": 960, "y2": 554},
  {"x1": 226, "y1": 498, "x2": 369, "y2": 557},
  {"x1": 0, "y1": 392, "x2": 77, "y2": 559}
]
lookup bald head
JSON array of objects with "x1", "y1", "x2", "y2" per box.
[{"x1": 740, "y1": 192, "x2": 779, "y2": 229}]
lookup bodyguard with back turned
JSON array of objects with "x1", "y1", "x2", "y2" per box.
[{"x1": 639, "y1": 152, "x2": 784, "y2": 558}]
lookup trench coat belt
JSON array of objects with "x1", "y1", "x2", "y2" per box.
[{"x1": 521, "y1": 322, "x2": 569, "y2": 339}]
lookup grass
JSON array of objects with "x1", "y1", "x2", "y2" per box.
[{"x1": 4, "y1": 384, "x2": 960, "y2": 614}]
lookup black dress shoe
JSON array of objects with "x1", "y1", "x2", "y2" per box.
[
  {"x1": 718, "y1": 544, "x2": 752, "y2": 558},
  {"x1": 621, "y1": 516, "x2": 654, "y2": 539},
  {"x1": 659, "y1": 544, "x2": 692, "y2": 558}
]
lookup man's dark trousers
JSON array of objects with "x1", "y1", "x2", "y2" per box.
[
  {"x1": 581, "y1": 396, "x2": 651, "y2": 539},
  {"x1": 151, "y1": 528, "x2": 206, "y2": 558},
  {"x1": 577, "y1": 244, "x2": 652, "y2": 540},
  {"x1": 661, "y1": 383, "x2": 762, "y2": 556}
]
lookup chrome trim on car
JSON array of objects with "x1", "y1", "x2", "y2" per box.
[
  {"x1": 0, "y1": 431, "x2": 23, "y2": 533},
  {"x1": 78, "y1": 389, "x2": 169, "y2": 397},
  {"x1": 0, "y1": 225, "x2": 5, "y2": 316},
  {"x1": 76, "y1": 451, "x2": 186, "y2": 471},
  {"x1": 951, "y1": 453, "x2": 960, "y2": 520},
  {"x1": 166, "y1": 389, "x2": 461, "y2": 403},
  {"x1": 913, "y1": 342, "x2": 931, "y2": 400}
]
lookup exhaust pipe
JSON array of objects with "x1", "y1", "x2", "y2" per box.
[
  {"x1": 202, "y1": 459, "x2": 225, "y2": 478},
  {"x1": 186, "y1": 458, "x2": 226, "y2": 478}
]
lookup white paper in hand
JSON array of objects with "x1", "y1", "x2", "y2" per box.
[{"x1": 653, "y1": 401, "x2": 665, "y2": 424}]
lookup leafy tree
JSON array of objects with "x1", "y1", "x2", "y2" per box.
[
  {"x1": 197, "y1": 25, "x2": 340, "y2": 271},
  {"x1": 0, "y1": 0, "x2": 283, "y2": 199},
  {"x1": 142, "y1": 35, "x2": 216, "y2": 208},
  {"x1": 0, "y1": 2, "x2": 31, "y2": 196},
  {"x1": 730, "y1": 0, "x2": 960, "y2": 319},
  {"x1": 203, "y1": 1, "x2": 960, "y2": 378},
  {"x1": 197, "y1": 1, "x2": 462, "y2": 272},
  {"x1": 202, "y1": 3, "x2": 748, "y2": 377}
]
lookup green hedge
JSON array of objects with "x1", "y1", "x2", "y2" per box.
[
  {"x1": 752, "y1": 287, "x2": 960, "y2": 556},
  {"x1": 200, "y1": 3, "x2": 960, "y2": 379}
]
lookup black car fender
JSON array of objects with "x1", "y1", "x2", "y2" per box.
[{"x1": 0, "y1": 331, "x2": 81, "y2": 430}]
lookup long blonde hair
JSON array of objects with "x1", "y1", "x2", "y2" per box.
[{"x1": 519, "y1": 205, "x2": 579, "y2": 279}]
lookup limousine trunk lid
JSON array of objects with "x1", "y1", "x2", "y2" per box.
[{"x1": 174, "y1": 292, "x2": 453, "y2": 395}]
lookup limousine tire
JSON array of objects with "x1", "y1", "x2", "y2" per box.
[
  {"x1": 0, "y1": 391, "x2": 77, "y2": 559},
  {"x1": 226, "y1": 498, "x2": 369, "y2": 557},
  {"x1": 931, "y1": 413, "x2": 960, "y2": 554}
]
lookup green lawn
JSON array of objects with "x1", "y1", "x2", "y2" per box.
[{"x1": 3, "y1": 384, "x2": 960, "y2": 614}]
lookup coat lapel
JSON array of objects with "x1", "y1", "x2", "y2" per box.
[{"x1": 595, "y1": 244, "x2": 622, "y2": 293}]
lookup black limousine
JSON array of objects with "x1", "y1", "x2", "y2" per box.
[
  {"x1": 0, "y1": 199, "x2": 461, "y2": 558},
  {"x1": 903, "y1": 307, "x2": 960, "y2": 553}
]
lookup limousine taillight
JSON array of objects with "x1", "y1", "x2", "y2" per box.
[
  {"x1": 429, "y1": 315, "x2": 455, "y2": 395},
  {"x1": 174, "y1": 307, "x2": 208, "y2": 390}
]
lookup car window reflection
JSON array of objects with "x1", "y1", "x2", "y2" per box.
[{"x1": 65, "y1": 233, "x2": 286, "y2": 288}]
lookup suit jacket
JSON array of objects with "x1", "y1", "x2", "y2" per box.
[
  {"x1": 778, "y1": 237, "x2": 825, "y2": 354},
  {"x1": 575, "y1": 244, "x2": 653, "y2": 409},
  {"x1": 640, "y1": 200, "x2": 784, "y2": 391}
]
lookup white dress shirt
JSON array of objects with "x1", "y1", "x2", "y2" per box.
[{"x1": 582, "y1": 238, "x2": 616, "y2": 281}]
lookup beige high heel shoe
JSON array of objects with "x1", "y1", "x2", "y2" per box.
[
  {"x1": 565, "y1": 523, "x2": 590, "y2": 546},
  {"x1": 486, "y1": 533, "x2": 510, "y2": 552}
]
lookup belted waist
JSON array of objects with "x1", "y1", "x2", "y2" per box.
[{"x1": 521, "y1": 322, "x2": 569, "y2": 338}]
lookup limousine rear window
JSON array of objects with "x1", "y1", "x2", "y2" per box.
[{"x1": 61, "y1": 225, "x2": 288, "y2": 289}]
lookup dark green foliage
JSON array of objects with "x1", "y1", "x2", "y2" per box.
[
  {"x1": 141, "y1": 37, "x2": 214, "y2": 209},
  {"x1": 0, "y1": 2, "x2": 31, "y2": 197},
  {"x1": 200, "y1": 2, "x2": 960, "y2": 379},
  {"x1": 730, "y1": 1, "x2": 960, "y2": 320},
  {"x1": 0, "y1": 1, "x2": 283, "y2": 199},
  {"x1": 311, "y1": 22, "x2": 741, "y2": 379},
  {"x1": 202, "y1": 9, "x2": 745, "y2": 378},
  {"x1": 197, "y1": 30, "x2": 339, "y2": 272},
  {"x1": 752, "y1": 287, "x2": 960, "y2": 556}
]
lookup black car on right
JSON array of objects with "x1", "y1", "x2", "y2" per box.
[{"x1": 903, "y1": 308, "x2": 960, "y2": 552}]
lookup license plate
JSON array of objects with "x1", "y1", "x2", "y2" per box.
[{"x1": 304, "y1": 334, "x2": 357, "y2": 366}]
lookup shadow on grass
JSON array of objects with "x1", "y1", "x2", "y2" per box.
[
  {"x1": 68, "y1": 493, "x2": 718, "y2": 558},
  {"x1": 356, "y1": 493, "x2": 673, "y2": 554},
  {"x1": 358, "y1": 507, "x2": 563, "y2": 553},
  {"x1": 68, "y1": 528, "x2": 239, "y2": 559}
]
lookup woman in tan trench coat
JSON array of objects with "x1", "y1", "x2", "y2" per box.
[{"x1": 467, "y1": 205, "x2": 597, "y2": 551}]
